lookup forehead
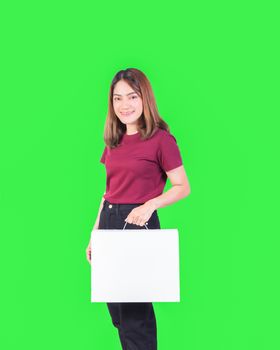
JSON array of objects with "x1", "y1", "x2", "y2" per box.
[{"x1": 113, "y1": 80, "x2": 136, "y2": 95}]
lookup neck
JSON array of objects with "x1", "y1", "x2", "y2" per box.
[{"x1": 126, "y1": 126, "x2": 138, "y2": 135}]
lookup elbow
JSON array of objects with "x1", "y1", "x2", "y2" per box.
[{"x1": 182, "y1": 185, "x2": 191, "y2": 198}]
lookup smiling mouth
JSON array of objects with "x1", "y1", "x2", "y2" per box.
[{"x1": 120, "y1": 111, "x2": 135, "y2": 116}]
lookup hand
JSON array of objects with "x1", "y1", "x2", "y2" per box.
[
  {"x1": 125, "y1": 201, "x2": 156, "y2": 227},
  {"x1": 86, "y1": 240, "x2": 91, "y2": 264}
]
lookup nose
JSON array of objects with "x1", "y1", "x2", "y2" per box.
[
  {"x1": 120, "y1": 103, "x2": 131, "y2": 109},
  {"x1": 120, "y1": 99, "x2": 132, "y2": 108}
]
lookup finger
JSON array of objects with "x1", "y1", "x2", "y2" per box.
[
  {"x1": 86, "y1": 254, "x2": 91, "y2": 264},
  {"x1": 125, "y1": 216, "x2": 132, "y2": 224},
  {"x1": 127, "y1": 210, "x2": 135, "y2": 223},
  {"x1": 131, "y1": 216, "x2": 137, "y2": 224},
  {"x1": 135, "y1": 217, "x2": 143, "y2": 226}
]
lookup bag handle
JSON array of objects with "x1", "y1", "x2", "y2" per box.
[{"x1": 123, "y1": 221, "x2": 149, "y2": 230}]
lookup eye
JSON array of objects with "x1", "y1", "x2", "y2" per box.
[{"x1": 131, "y1": 95, "x2": 137, "y2": 99}]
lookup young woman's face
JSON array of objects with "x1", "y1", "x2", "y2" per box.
[{"x1": 112, "y1": 80, "x2": 143, "y2": 126}]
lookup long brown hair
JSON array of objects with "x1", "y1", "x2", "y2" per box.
[{"x1": 103, "y1": 68, "x2": 170, "y2": 148}]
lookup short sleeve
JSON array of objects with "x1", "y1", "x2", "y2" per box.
[
  {"x1": 157, "y1": 132, "x2": 183, "y2": 172},
  {"x1": 100, "y1": 146, "x2": 107, "y2": 164}
]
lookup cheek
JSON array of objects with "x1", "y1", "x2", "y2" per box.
[
  {"x1": 113, "y1": 102, "x2": 121, "y2": 111},
  {"x1": 134, "y1": 100, "x2": 143, "y2": 111}
]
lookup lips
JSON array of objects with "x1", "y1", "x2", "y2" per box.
[{"x1": 121, "y1": 111, "x2": 134, "y2": 116}]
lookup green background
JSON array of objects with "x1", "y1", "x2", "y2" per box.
[{"x1": 1, "y1": 1, "x2": 279, "y2": 349}]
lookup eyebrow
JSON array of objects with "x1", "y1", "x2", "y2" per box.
[{"x1": 113, "y1": 92, "x2": 137, "y2": 96}]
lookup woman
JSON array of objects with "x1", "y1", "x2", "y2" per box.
[{"x1": 86, "y1": 68, "x2": 191, "y2": 350}]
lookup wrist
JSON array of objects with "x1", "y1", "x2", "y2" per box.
[{"x1": 145, "y1": 198, "x2": 158, "y2": 212}]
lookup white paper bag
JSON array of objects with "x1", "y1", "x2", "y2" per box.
[{"x1": 91, "y1": 228, "x2": 180, "y2": 302}]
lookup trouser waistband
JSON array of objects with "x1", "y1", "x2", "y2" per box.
[{"x1": 103, "y1": 199, "x2": 146, "y2": 217}]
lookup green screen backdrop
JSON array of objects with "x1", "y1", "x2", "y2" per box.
[{"x1": 0, "y1": 1, "x2": 278, "y2": 350}]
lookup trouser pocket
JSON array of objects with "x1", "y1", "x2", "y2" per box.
[{"x1": 98, "y1": 208, "x2": 107, "y2": 229}]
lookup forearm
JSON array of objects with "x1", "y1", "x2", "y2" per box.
[{"x1": 146, "y1": 185, "x2": 190, "y2": 211}]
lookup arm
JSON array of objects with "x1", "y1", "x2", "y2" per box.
[
  {"x1": 124, "y1": 165, "x2": 191, "y2": 226},
  {"x1": 86, "y1": 193, "x2": 106, "y2": 264},
  {"x1": 146, "y1": 165, "x2": 191, "y2": 211}
]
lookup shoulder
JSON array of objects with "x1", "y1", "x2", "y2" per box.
[{"x1": 154, "y1": 128, "x2": 178, "y2": 143}]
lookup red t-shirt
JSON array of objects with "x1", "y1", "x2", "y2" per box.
[{"x1": 100, "y1": 128, "x2": 183, "y2": 204}]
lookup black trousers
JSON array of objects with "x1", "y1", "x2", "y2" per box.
[{"x1": 98, "y1": 199, "x2": 160, "y2": 350}]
